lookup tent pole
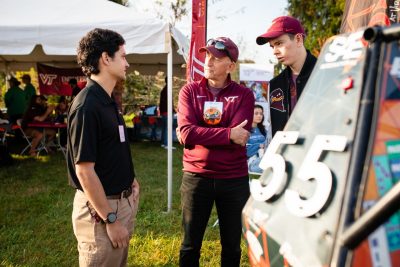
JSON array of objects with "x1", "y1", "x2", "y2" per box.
[{"x1": 167, "y1": 36, "x2": 173, "y2": 213}]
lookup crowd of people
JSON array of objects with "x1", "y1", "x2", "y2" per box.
[{"x1": 1, "y1": 75, "x2": 79, "y2": 156}]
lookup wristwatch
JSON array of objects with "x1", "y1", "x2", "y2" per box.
[{"x1": 104, "y1": 212, "x2": 117, "y2": 224}]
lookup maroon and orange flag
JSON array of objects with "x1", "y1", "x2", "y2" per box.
[{"x1": 186, "y1": 0, "x2": 207, "y2": 82}]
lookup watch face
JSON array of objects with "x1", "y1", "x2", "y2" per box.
[{"x1": 107, "y1": 212, "x2": 117, "y2": 223}]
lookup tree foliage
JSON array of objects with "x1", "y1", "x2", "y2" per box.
[
  {"x1": 123, "y1": 72, "x2": 185, "y2": 114},
  {"x1": 287, "y1": 0, "x2": 345, "y2": 55},
  {"x1": 155, "y1": 0, "x2": 188, "y2": 26}
]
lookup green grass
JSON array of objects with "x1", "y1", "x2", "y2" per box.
[{"x1": 0, "y1": 141, "x2": 250, "y2": 266}]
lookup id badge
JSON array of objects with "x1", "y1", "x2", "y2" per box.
[
  {"x1": 203, "y1": 101, "x2": 223, "y2": 125},
  {"x1": 118, "y1": 125, "x2": 126, "y2": 142}
]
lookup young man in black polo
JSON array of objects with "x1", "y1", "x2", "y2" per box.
[
  {"x1": 67, "y1": 28, "x2": 139, "y2": 266},
  {"x1": 256, "y1": 16, "x2": 317, "y2": 136}
]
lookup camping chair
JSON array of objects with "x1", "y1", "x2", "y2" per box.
[
  {"x1": 0, "y1": 122, "x2": 23, "y2": 145},
  {"x1": 16, "y1": 119, "x2": 34, "y2": 156},
  {"x1": 0, "y1": 124, "x2": 9, "y2": 144}
]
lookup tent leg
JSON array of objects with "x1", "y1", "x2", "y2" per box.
[{"x1": 167, "y1": 50, "x2": 173, "y2": 213}]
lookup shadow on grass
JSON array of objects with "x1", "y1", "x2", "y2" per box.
[{"x1": 0, "y1": 141, "x2": 250, "y2": 266}]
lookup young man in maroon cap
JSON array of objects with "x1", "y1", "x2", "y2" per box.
[
  {"x1": 256, "y1": 16, "x2": 317, "y2": 136},
  {"x1": 177, "y1": 37, "x2": 255, "y2": 267}
]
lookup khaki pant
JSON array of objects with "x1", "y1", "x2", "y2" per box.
[{"x1": 72, "y1": 190, "x2": 139, "y2": 267}]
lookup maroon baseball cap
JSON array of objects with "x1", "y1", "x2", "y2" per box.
[
  {"x1": 256, "y1": 16, "x2": 305, "y2": 45},
  {"x1": 199, "y1": 37, "x2": 239, "y2": 62}
]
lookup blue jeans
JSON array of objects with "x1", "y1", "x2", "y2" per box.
[
  {"x1": 248, "y1": 155, "x2": 263, "y2": 174},
  {"x1": 179, "y1": 172, "x2": 250, "y2": 267},
  {"x1": 160, "y1": 115, "x2": 167, "y2": 146}
]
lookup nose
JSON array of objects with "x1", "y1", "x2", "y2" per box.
[{"x1": 273, "y1": 46, "x2": 279, "y2": 55}]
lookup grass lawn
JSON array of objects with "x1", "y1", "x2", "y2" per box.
[{"x1": 0, "y1": 141, "x2": 250, "y2": 266}]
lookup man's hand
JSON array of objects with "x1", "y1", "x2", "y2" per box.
[
  {"x1": 230, "y1": 120, "x2": 250, "y2": 146},
  {"x1": 106, "y1": 220, "x2": 130, "y2": 248}
]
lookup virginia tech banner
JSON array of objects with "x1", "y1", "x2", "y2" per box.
[
  {"x1": 186, "y1": 0, "x2": 207, "y2": 82},
  {"x1": 37, "y1": 63, "x2": 86, "y2": 96},
  {"x1": 341, "y1": 0, "x2": 400, "y2": 33}
]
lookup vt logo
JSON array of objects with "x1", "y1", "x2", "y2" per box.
[
  {"x1": 39, "y1": 74, "x2": 57, "y2": 85},
  {"x1": 224, "y1": 96, "x2": 238, "y2": 103}
]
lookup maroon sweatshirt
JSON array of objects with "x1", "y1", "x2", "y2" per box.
[{"x1": 178, "y1": 77, "x2": 255, "y2": 178}]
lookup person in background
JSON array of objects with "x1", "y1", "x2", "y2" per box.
[
  {"x1": 21, "y1": 74, "x2": 36, "y2": 105},
  {"x1": 0, "y1": 109, "x2": 8, "y2": 124},
  {"x1": 256, "y1": 16, "x2": 317, "y2": 136},
  {"x1": 69, "y1": 78, "x2": 81, "y2": 100},
  {"x1": 5, "y1": 76, "x2": 27, "y2": 124},
  {"x1": 54, "y1": 96, "x2": 68, "y2": 123},
  {"x1": 159, "y1": 76, "x2": 175, "y2": 149},
  {"x1": 177, "y1": 37, "x2": 255, "y2": 267},
  {"x1": 21, "y1": 95, "x2": 56, "y2": 156},
  {"x1": 246, "y1": 104, "x2": 269, "y2": 174},
  {"x1": 67, "y1": 28, "x2": 139, "y2": 267},
  {"x1": 54, "y1": 96, "x2": 68, "y2": 146}
]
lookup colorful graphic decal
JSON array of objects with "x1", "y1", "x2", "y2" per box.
[
  {"x1": 269, "y1": 88, "x2": 285, "y2": 112},
  {"x1": 203, "y1": 101, "x2": 223, "y2": 125},
  {"x1": 353, "y1": 43, "x2": 400, "y2": 267}
]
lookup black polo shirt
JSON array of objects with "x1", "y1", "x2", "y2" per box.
[{"x1": 67, "y1": 79, "x2": 135, "y2": 195}]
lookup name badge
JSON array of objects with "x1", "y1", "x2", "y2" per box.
[
  {"x1": 118, "y1": 125, "x2": 126, "y2": 142},
  {"x1": 203, "y1": 101, "x2": 223, "y2": 125}
]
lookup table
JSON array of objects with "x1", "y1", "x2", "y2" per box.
[{"x1": 27, "y1": 122, "x2": 67, "y2": 157}]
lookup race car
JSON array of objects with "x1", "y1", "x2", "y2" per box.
[{"x1": 242, "y1": 25, "x2": 400, "y2": 267}]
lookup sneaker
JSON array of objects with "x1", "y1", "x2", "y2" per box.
[
  {"x1": 161, "y1": 144, "x2": 166, "y2": 148},
  {"x1": 164, "y1": 146, "x2": 176, "y2": 150}
]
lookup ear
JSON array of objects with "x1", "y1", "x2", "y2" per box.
[
  {"x1": 100, "y1": 52, "x2": 110, "y2": 66},
  {"x1": 227, "y1": 61, "x2": 236, "y2": 74},
  {"x1": 296, "y1": 34, "x2": 304, "y2": 46}
]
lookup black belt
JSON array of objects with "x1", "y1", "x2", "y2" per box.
[{"x1": 106, "y1": 187, "x2": 132, "y2": 200}]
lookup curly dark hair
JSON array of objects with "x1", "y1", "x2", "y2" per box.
[{"x1": 77, "y1": 28, "x2": 125, "y2": 76}]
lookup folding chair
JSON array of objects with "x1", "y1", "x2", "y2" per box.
[
  {"x1": 16, "y1": 119, "x2": 33, "y2": 155},
  {"x1": 0, "y1": 123, "x2": 22, "y2": 145},
  {"x1": 0, "y1": 124, "x2": 9, "y2": 144}
]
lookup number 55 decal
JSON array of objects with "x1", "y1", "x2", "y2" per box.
[{"x1": 250, "y1": 131, "x2": 347, "y2": 217}]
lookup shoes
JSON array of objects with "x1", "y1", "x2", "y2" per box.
[
  {"x1": 161, "y1": 144, "x2": 166, "y2": 148},
  {"x1": 28, "y1": 150, "x2": 37, "y2": 157},
  {"x1": 164, "y1": 146, "x2": 176, "y2": 150}
]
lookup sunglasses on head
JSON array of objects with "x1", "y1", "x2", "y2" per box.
[{"x1": 206, "y1": 39, "x2": 234, "y2": 62}]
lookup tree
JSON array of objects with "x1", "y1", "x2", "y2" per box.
[
  {"x1": 287, "y1": 0, "x2": 345, "y2": 55},
  {"x1": 123, "y1": 71, "x2": 185, "y2": 113},
  {"x1": 155, "y1": 0, "x2": 188, "y2": 26}
]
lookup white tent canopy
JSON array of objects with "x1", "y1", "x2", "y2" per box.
[
  {"x1": 0, "y1": 0, "x2": 185, "y2": 212},
  {"x1": 0, "y1": 0, "x2": 187, "y2": 75}
]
